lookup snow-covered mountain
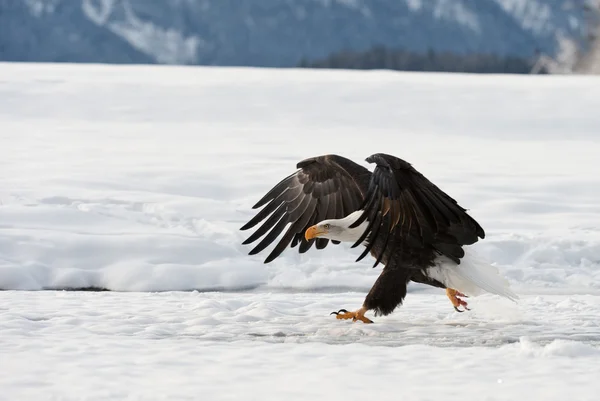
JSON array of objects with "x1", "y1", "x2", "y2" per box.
[{"x1": 0, "y1": 0, "x2": 589, "y2": 66}]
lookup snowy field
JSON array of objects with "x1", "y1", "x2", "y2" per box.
[{"x1": 1, "y1": 62, "x2": 600, "y2": 400}]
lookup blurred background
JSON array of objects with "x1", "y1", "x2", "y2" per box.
[{"x1": 1, "y1": 0, "x2": 599, "y2": 75}]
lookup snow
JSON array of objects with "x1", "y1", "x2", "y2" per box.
[
  {"x1": 1, "y1": 61, "x2": 600, "y2": 400},
  {"x1": 2, "y1": 62, "x2": 599, "y2": 294},
  {"x1": 81, "y1": 0, "x2": 201, "y2": 64},
  {"x1": 2, "y1": 290, "x2": 600, "y2": 400},
  {"x1": 495, "y1": 0, "x2": 553, "y2": 35},
  {"x1": 433, "y1": 0, "x2": 481, "y2": 32},
  {"x1": 24, "y1": 0, "x2": 59, "y2": 17},
  {"x1": 406, "y1": 0, "x2": 423, "y2": 12}
]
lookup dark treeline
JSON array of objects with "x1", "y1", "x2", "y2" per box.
[{"x1": 298, "y1": 46, "x2": 546, "y2": 74}]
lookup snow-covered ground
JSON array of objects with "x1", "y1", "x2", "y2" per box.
[{"x1": 1, "y1": 62, "x2": 600, "y2": 400}]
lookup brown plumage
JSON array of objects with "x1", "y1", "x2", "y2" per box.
[{"x1": 240, "y1": 153, "x2": 485, "y2": 320}]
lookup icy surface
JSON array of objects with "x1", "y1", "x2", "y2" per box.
[
  {"x1": 2, "y1": 291, "x2": 600, "y2": 400},
  {"x1": 1, "y1": 62, "x2": 600, "y2": 400}
]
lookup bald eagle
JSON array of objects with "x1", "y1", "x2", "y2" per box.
[{"x1": 240, "y1": 153, "x2": 517, "y2": 323}]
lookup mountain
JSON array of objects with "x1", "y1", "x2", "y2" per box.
[{"x1": 0, "y1": 0, "x2": 589, "y2": 67}]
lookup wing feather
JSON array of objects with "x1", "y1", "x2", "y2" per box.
[
  {"x1": 248, "y1": 213, "x2": 291, "y2": 256},
  {"x1": 349, "y1": 153, "x2": 485, "y2": 264},
  {"x1": 252, "y1": 172, "x2": 301, "y2": 209},
  {"x1": 263, "y1": 196, "x2": 318, "y2": 263},
  {"x1": 240, "y1": 154, "x2": 370, "y2": 263},
  {"x1": 242, "y1": 202, "x2": 288, "y2": 245}
]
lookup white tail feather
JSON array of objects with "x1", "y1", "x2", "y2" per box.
[{"x1": 426, "y1": 249, "x2": 519, "y2": 302}]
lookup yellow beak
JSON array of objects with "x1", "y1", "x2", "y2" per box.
[{"x1": 305, "y1": 225, "x2": 326, "y2": 241}]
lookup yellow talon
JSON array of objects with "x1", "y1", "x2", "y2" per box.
[
  {"x1": 330, "y1": 307, "x2": 373, "y2": 323},
  {"x1": 446, "y1": 288, "x2": 470, "y2": 312}
]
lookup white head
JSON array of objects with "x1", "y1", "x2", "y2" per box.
[{"x1": 304, "y1": 211, "x2": 368, "y2": 243}]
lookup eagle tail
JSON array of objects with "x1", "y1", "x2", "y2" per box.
[{"x1": 427, "y1": 249, "x2": 519, "y2": 302}]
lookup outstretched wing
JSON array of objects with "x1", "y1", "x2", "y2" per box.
[
  {"x1": 240, "y1": 154, "x2": 370, "y2": 263},
  {"x1": 349, "y1": 153, "x2": 485, "y2": 267}
]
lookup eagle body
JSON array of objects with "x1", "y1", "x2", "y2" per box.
[{"x1": 240, "y1": 153, "x2": 517, "y2": 321}]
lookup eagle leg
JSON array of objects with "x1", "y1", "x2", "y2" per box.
[
  {"x1": 330, "y1": 307, "x2": 373, "y2": 324},
  {"x1": 446, "y1": 288, "x2": 470, "y2": 312}
]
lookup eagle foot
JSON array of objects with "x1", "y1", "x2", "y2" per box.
[
  {"x1": 330, "y1": 307, "x2": 373, "y2": 324},
  {"x1": 446, "y1": 288, "x2": 470, "y2": 312}
]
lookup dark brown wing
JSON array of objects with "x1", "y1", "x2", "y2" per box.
[
  {"x1": 349, "y1": 153, "x2": 485, "y2": 267},
  {"x1": 240, "y1": 154, "x2": 370, "y2": 263}
]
